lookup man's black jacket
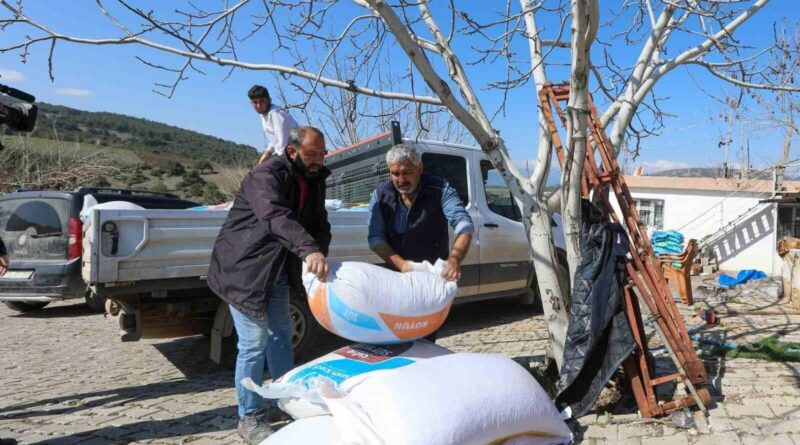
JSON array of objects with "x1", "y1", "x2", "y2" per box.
[{"x1": 207, "y1": 153, "x2": 331, "y2": 319}]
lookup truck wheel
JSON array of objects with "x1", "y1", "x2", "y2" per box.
[
  {"x1": 290, "y1": 291, "x2": 320, "y2": 361},
  {"x1": 4, "y1": 301, "x2": 50, "y2": 312},
  {"x1": 84, "y1": 290, "x2": 106, "y2": 313}
]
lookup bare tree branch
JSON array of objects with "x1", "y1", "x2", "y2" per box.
[{"x1": 0, "y1": 0, "x2": 442, "y2": 105}]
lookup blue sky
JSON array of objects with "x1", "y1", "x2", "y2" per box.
[{"x1": 0, "y1": 1, "x2": 797, "y2": 177}]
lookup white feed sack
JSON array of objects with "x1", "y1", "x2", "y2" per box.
[
  {"x1": 250, "y1": 353, "x2": 572, "y2": 445},
  {"x1": 322, "y1": 353, "x2": 573, "y2": 445},
  {"x1": 245, "y1": 340, "x2": 452, "y2": 419},
  {"x1": 79, "y1": 195, "x2": 145, "y2": 231},
  {"x1": 260, "y1": 416, "x2": 567, "y2": 445},
  {"x1": 261, "y1": 415, "x2": 338, "y2": 444},
  {"x1": 303, "y1": 260, "x2": 458, "y2": 344}
]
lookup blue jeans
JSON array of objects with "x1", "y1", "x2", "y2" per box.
[{"x1": 229, "y1": 274, "x2": 294, "y2": 418}]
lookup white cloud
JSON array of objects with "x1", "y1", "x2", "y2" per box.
[
  {"x1": 54, "y1": 87, "x2": 94, "y2": 97},
  {"x1": 640, "y1": 159, "x2": 690, "y2": 173},
  {"x1": 0, "y1": 69, "x2": 25, "y2": 82}
]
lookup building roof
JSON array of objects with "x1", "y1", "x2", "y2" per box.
[{"x1": 624, "y1": 175, "x2": 800, "y2": 194}]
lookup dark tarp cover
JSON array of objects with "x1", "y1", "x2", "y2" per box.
[{"x1": 556, "y1": 200, "x2": 636, "y2": 417}]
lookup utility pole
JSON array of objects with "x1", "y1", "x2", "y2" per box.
[
  {"x1": 739, "y1": 117, "x2": 745, "y2": 179},
  {"x1": 775, "y1": 92, "x2": 796, "y2": 194},
  {"x1": 723, "y1": 106, "x2": 733, "y2": 179},
  {"x1": 746, "y1": 139, "x2": 750, "y2": 179}
]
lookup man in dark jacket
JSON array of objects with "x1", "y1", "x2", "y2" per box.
[
  {"x1": 367, "y1": 144, "x2": 474, "y2": 342},
  {"x1": 207, "y1": 126, "x2": 330, "y2": 444}
]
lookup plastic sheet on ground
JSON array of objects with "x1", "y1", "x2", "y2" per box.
[{"x1": 718, "y1": 269, "x2": 767, "y2": 287}]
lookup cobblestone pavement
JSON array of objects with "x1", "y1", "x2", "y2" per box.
[{"x1": 1, "y1": 278, "x2": 799, "y2": 444}]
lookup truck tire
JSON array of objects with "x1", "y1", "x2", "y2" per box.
[
  {"x1": 84, "y1": 290, "x2": 106, "y2": 313},
  {"x1": 290, "y1": 291, "x2": 320, "y2": 361},
  {"x1": 4, "y1": 301, "x2": 49, "y2": 312}
]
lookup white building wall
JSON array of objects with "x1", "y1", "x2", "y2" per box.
[{"x1": 610, "y1": 187, "x2": 780, "y2": 275}]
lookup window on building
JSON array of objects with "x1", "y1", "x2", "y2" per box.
[
  {"x1": 778, "y1": 205, "x2": 800, "y2": 239},
  {"x1": 634, "y1": 198, "x2": 664, "y2": 231}
]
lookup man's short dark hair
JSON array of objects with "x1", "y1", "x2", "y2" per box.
[
  {"x1": 248, "y1": 85, "x2": 270, "y2": 100},
  {"x1": 288, "y1": 126, "x2": 325, "y2": 149}
]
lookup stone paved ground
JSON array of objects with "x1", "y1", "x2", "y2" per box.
[{"x1": 1, "y1": 277, "x2": 799, "y2": 444}]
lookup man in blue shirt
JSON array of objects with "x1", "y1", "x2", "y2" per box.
[{"x1": 368, "y1": 143, "x2": 474, "y2": 287}]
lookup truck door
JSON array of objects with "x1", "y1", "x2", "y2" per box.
[
  {"x1": 476, "y1": 158, "x2": 531, "y2": 295},
  {"x1": 419, "y1": 152, "x2": 480, "y2": 297}
]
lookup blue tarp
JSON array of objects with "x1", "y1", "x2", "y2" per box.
[{"x1": 718, "y1": 269, "x2": 767, "y2": 287}]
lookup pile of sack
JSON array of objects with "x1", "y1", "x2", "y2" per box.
[
  {"x1": 245, "y1": 260, "x2": 572, "y2": 445},
  {"x1": 652, "y1": 230, "x2": 685, "y2": 256}
]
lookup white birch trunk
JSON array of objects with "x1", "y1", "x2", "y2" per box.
[
  {"x1": 520, "y1": 0, "x2": 570, "y2": 370},
  {"x1": 561, "y1": 0, "x2": 598, "y2": 280}
]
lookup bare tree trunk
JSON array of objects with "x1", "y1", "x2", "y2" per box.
[
  {"x1": 520, "y1": 0, "x2": 570, "y2": 370},
  {"x1": 561, "y1": 0, "x2": 598, "y2": 280}
]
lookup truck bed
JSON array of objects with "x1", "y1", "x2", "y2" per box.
[{"x1": 81, "y1": 207, "x2": 381, "y2": 296}]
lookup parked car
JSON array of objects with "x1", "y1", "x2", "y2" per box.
[{"x1": 0, "y1": 187, "x2": 199, "y2": 313}]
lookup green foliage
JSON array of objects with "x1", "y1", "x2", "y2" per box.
[
  {"x1": 148, "y1": 180, "x2": 169, "y2": 193},
  {"x1": 192, "y1": 160, "x2": 214, "y2": 173},
  {"x1": 90, "y1": 177, "x2": 111, "y2": 188},
  {"x1": 125, "y1": 166, "x2": 149, "y2": 187},
  {"x1": 177, "y1": 170, "x2": 206, "y2": 189},
  {"x1": 167, "y1": 161, "x2": 186, "y2": 176},
  {"x1": 31, "y1": 102, "x2": 258, "y2": 165},
  {"x1": 201, "y1": 182, "x2": 227, "y2": 204},
  {"x1": 705, "y1": 337, "x2": 800, "y2": 362},
  {"x1": 186, "y1": 182, "x2": 205, "y2": 198}
]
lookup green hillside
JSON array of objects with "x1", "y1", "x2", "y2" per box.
[
  {"x1": 28, "y1": 102, "x2": 257, "y2": 165},
  {"x1": 0, "y1": 102, "x2": 257, "y2": 203}
]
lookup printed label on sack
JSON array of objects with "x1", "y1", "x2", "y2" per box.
[
  {"x1": 287, "y1": 357, "x2": 414, "y2": 386},
  {"x1": 328, "y1": 286, "x2": 382, "y2": 331},
  {"x1": 334, "y1": 343, "x2": 414, "y2": 363},
  {"x1": 379, "y1": 306, "x2": 452, "y2": 339},
  {"x1": 308, "y1": 284, "x2": 333, "y2": 332}
]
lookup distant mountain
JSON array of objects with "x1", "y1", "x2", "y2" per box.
[
  {"x1": 648, "y1": 167, "x2": 773, "y2": 180},
  {"x1": 27, "y1": 102, "x2": 257, "y2": 165}
]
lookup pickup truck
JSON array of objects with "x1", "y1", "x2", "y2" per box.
[
  {"x1": 0, "y1": 187, "x2": 199, "y2": 312},
  {"x1": 83, "y1": 130, "x2": 566, "y2": 361}
]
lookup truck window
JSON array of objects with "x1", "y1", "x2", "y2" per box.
[
  {"x1": 480, "y1": 160, "x2": 521, "y2": 222},
  {"x1": 326, "y1": 158, "x2": 389, "y2": 204},
  {"x1": 420, "y1": 153, "x2": 468, "y2": 205}
]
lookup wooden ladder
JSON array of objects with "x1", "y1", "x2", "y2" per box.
[{"x1": 539, "y1": 83, "x2": 711, "y2": 418}]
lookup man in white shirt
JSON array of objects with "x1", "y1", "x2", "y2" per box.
[{"x1": 248, "y1": 85, "x2": 299, "y2": 164}]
